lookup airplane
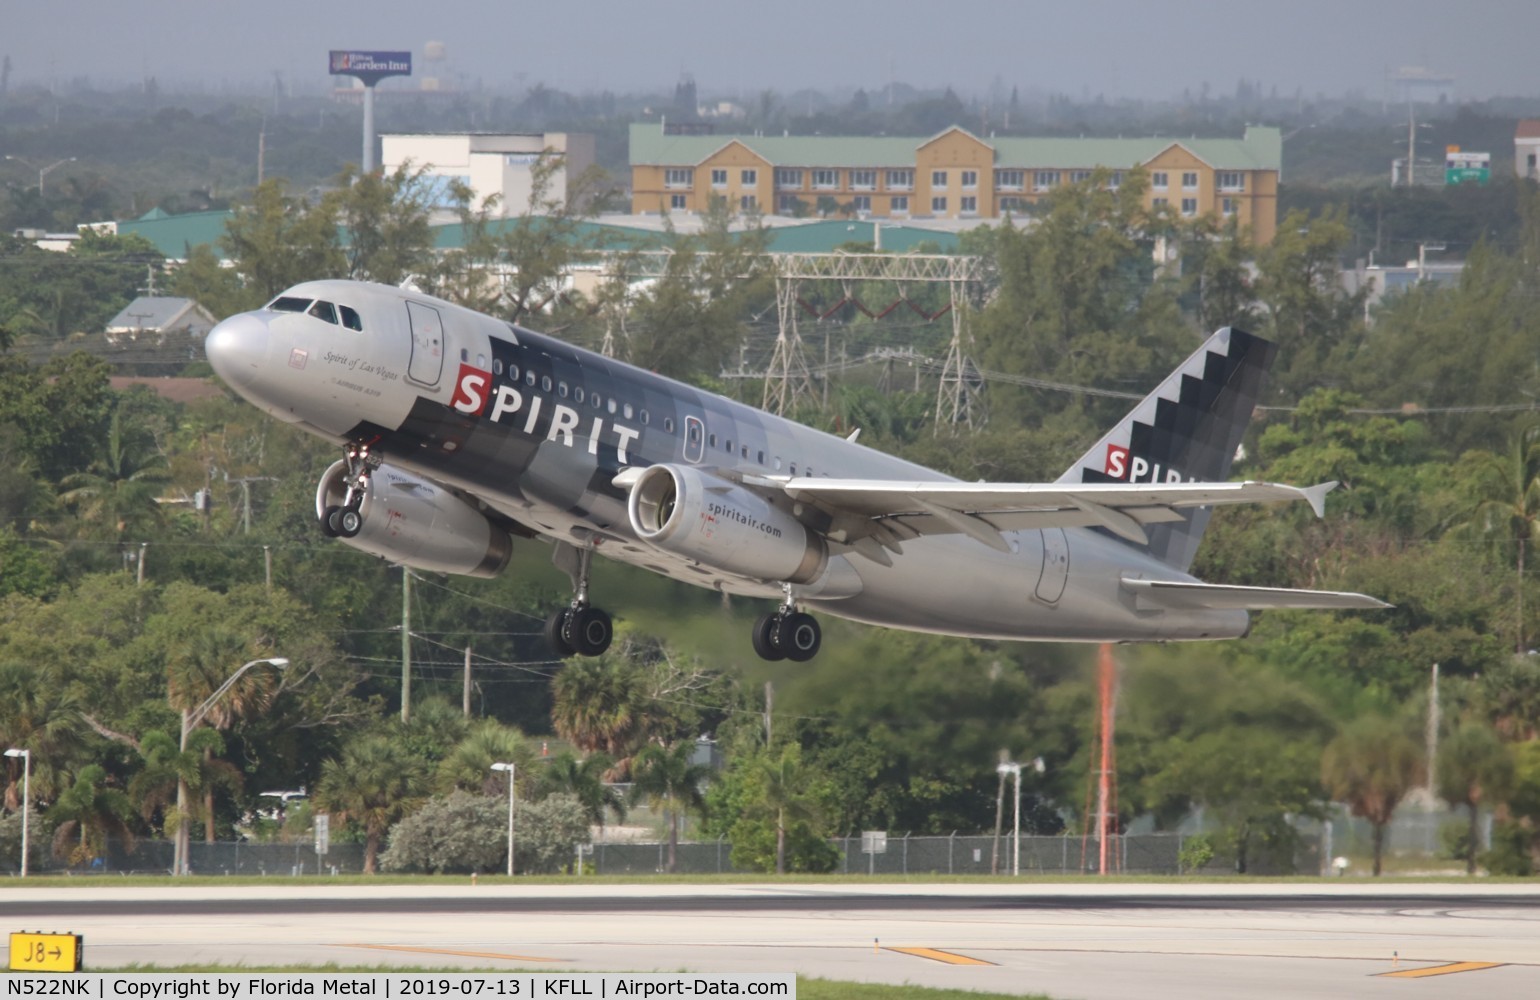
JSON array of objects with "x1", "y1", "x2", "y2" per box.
[{"x1": 205, "y1": 279, "x2": 1386, "y2": 663}]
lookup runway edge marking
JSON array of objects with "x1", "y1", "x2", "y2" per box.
[
  {"x1": 886, "y1": 947, "x2": 995, "y2": 966},
  {"x1": 1378, "y1": 961, "x2": 1505, "y2": 979},
  {"x1": 334, "y1": 943, "x2": 569, "y2": 963}
]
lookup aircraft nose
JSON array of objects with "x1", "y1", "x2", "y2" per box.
[{"x1": 206, "y1": 313, "x2": 270, "y2": 388}]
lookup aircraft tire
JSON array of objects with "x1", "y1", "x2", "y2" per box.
[
  {"x1": 751, "y1": 612, "x2": 787, "y2": 661},
  {"x1": 778, "y1": 612, "x2": 821, "y2": 662},
  {"x1": 567, "y1": 606, "x2": 613, "y2": 657},
  {"x1": 320, "y1": 505, "x2": 343, "y2": 538},
  {"x1": 544, "y1": 608, "x2": 576, "y2": 659},
  {"x1": 335, "y1": 507, "x2": 363, "y2": 538}
]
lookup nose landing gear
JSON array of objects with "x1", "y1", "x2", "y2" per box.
[
  {"x1": 751, "y1": 584, "x2": 822, "y2": 662},
  {"x1": 546, "y1": 541, "x2": 615, "y2": 659},
  {"x1": 320, "y1": 442, "x2": 377, "y2": 539}
]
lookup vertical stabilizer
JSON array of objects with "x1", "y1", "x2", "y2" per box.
[{"x1": 1056, "y1": 327, "x2": 1276, "y2": 571}]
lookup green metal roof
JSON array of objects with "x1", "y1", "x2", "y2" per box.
[
  {"x1": 630, "y1": 124, "x2": 1282, "y2": 172},
  {"x1": 116, "y1": 208, "x2": 232, "y2": 259},
  {"x1": 762, "y1": 220, "x2": 959, "y2": 254},
  {"x1": 427, "y1": 218, "x2": 668, "y2": 252}
]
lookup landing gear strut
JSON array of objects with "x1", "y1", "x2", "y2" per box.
[
  {"x1": 546, "y1": 542, "x2": 614, "y2": 659},
  {"x1": 751, "y1": 584, "x2": 821, "y2": 662},
  {"x1": 320, "y1": 442, "x2": 376, "y2": 539}
]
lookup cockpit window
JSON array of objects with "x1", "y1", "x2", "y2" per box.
[
  {"x1": 308, "y1": 301, "x2": 339, "y2": 324},
  {"x1": 339, "y1": 305, "x2": 363, "y2": 331},
  {"x1": 268, "y1": 296, "x2": 312, "y2": 313}
]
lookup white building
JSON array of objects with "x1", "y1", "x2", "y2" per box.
[
  {"x1": 380, "y1": 132, "x2": 596, "y2": 217},
  {"x1": 1516, "y1": 120, "x2": 1540, "y2": 180}
]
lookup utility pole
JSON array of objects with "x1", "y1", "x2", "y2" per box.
[
  {"x1": 763, "y1": 681, "x2": 774, "y2": 745},
  {"x1": 263, "y1": 545, "x2": 272, "y2": 590},
  {"x1": 463, "y1": 646, "x2": 472, "y2": 718},
  {"x1": 400, "y1": 567, "x2": 412, "y2": 723}
]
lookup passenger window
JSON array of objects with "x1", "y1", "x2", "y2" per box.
[
  {"x1": 664, "y1": 417, "x2": 675, "y2": 433},
  {"x1": 774, "y1": 456, "x2": 782, "y2": 470},
  {"x1": 725, "y1": 439, "x2": 733, "y2": 453},
  {"x1": 268, "y1": 296, "x2": 311, "y2": 313},
  {"x1": 541, "y1": 375, "x2": 552, "y2": 392},
  {"x1": 709, "y1": 433, "x2": 717, "y2": 448},
  {"x1": 741, "y1": 445, "x2": 749, "y2": 459},
  {"x1": 308, "y1": 301, "x2": 338, "y2": 324},
  {"x1": 574, "y1": 387, "x2": 585, "y2": 403},
  {"x1": 460, "y1": 348, "x2": 469, "y2": 362},
  {"x1": 558, "y1": 381, "x2": 569, "y2": 398},
  {"x1": 607, "y1": 398, "x2": 617, "y2": 415},
  {"x1": 641, "y1": 410, "x2": 650, "y2": 425},
  {"x1": 757, "y1": 450, "x2": 765, "y2": 464},
  {"x1": 623, "y1": 403, "x2": 634, "y2": 420},
  {"x1": 510, "y1": 364, "x2": 520, "y2": 380},
  {"x1": 591, "y1": 394, "x2": 602, "y2": 409},
  {"x1": 493, "y1": 359, "x2": 504, "y2": 375},
  {"x1": 477, "y1": 354, "x2": 487, "y2": 368},
  {"x1": 339, "y1": 305, "x2": 363, "y2": 331},
  {"x1": 790, "y1": 464, "x2": 797, "y2": 476},
  {"x1": 526, "y1": 370, "x2": 537, "y2": 387}
]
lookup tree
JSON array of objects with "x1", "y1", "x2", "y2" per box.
[
  {"x1": 220, "y1": 179, "x2": 344, "y2": 302},
  {"x1": 435, "y1": 720, "x2": 535, "y2": 796},
  {"x1": 58, "y1": 406, "x2": 171, "y2": 541},
  {"x1": 537, "y1": 750, "x2": 627, "y2": 833},
  {"x1": 629, "y1": 741, "x2": 710, "y2": 873},
  {"x1": 754, "y1": 744, "x2": 826, "y2": 875},
  {"x1": 1451, "y1": 428, "x2": 1540, "y2": 653},
  {"x1": 1436, "y1": 722, "x2": 1514, "y2": 875},
  {"x1": 550, "y1": 656, "x2": 645, "y2": 762},
  {"x1": 314, "y1": 732, "x2": 428, "y2": 873},
  {"x1": 1320, "y1": 715, "x2": 1423, "y2": 875},
  {"x1": 48, "y1": 764, "x2": 136, "y2": 866},
  {"x1": 379, "y1": 790, "x2": 506, "y2": 874},
  {"x1": 512, "y1": 793, "x2": 592, "y2": 874},
  {"x1": 328, "y1": 164, "x2": 436, "y2": 286}
]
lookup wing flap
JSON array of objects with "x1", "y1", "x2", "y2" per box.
[{"x1": 1122, "y1": 577, "x2": 1391, "y2": 611}]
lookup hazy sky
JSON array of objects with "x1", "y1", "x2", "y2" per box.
[{"x1": 9, "y1": 0, "x2": 1540, "y2": 102}]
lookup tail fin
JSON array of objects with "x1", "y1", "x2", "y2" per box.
[{"x1": 1056, "y1": 327, "x2": 1277, "y2": 571}]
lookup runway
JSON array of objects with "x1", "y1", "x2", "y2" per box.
[{"x1": 6, "y1": 883, "x2": 1540, "y2": 999}]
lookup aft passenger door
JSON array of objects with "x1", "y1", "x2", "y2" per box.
[
  {"x1": 405, "y1": 301, "x2": 445, "y2": 387},
  {"x1": 1035, "y1": 528, "x2": 1069, "y2": 604}
]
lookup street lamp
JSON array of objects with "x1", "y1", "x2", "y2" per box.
[
  {"x1": 5, "y1": 156, "x2": 76, "y2": 198},
  {"x1": 996, "y1": 757, "x2": 1045, "y2": 877},
  {"x1": 490, "y1": 762, "x2": 516, "y2": 877},
  {"x1": 173, "y1": 657, "x2": 288, "y2": 876},
  {"x1": 4, "y1": 748, "x2": 29, "y2": 878}
]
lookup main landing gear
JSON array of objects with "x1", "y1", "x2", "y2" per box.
[
  {"x1": 751, "y1": 584, "x2": 822, "y2": 662},
  {"x1": 545, "y1": 543, "x2": 614, "y2": 659},
  {"x1": 319, "y1": 442, "x2": 376, "y2": 539}
]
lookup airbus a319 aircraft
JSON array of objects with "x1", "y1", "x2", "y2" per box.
[{"x1": 205, "y1": 280, "x2": 1386, "y2": 663}]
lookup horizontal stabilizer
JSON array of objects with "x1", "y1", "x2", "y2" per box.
[{"x1": 1122, "y1": 577, "x2": 1392, "y2": 611}]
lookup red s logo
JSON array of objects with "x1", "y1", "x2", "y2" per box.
[
  {"x1": 450, "y1": 363, "x2": 492, "y2": 415},
  {"x1": 1104, "y1": 443, "x2": 1129, "y2": 479}
]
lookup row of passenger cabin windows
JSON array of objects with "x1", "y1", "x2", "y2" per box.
[
  {"x1": 699, "y1": 426, "x2": 816, "y2": 476},
  {"x1": 267, "y1": 296, "x2": 364, "y2": 331}
]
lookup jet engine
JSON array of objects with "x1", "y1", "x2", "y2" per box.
[
  {"x1": 315, "y1": 460, "x2": 512, "y2": 578},
  {"x1": 626, "y1": 464, "x2": 826, "y2": 584}
]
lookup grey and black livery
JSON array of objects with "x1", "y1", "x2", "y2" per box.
[{"x1": 206, "y1": 279, "x2": 1386, "y2": 663}]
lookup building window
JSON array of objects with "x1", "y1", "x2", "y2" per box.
[
  {"x1": 741, "y1": 168, "x2": 758, "y2": 185},
  {"x1": 740, "y1": 194, "x2": 757, "y2": 211},
  {"x1": 995, "y1": 169, "x2": 1024, "y2": 190},
  {"x1": 931, "y1": 170, "x2": 948, "y2": 188},
  {"x1": 775, "y1": 168, "x2": 803, "y2": 189},
  {"x1": 777, "y1": 194, "x2": 801, "y2": 213},
  {"x1": 665, "y1": 167, "x2": 693, "y2": 188},
  {"x1": 960, "y1": 195, "x2": 977, "y2": 215},
  {"x1": 890, "y1": 195, "x2": 909, "y2": 215},
  {"x1": 852, "y1": 195, "x2": 871, "y2": 214},
  {"x1": 670, "y1": 193, "x2": 687, "y2": 210},
  {"x1": 1151, "y1": 171, "x2": 1168, "y2": 190},
  {"x1": 1217, "y1": 171, "x2": 1244, "y2": 191},
  {"x1": 1000, "y1": 196, "x2": 1026, "y2": 213},
  {"x1": 1070, "y1": 170, "x2": 1092, "y2": 183},
  {"x1": 887, "y1": 169, "x2": 913, "y2": 190},
  {"x1": 1222, "y1": 197, "x2": 1237, "y2": 216},
  {"x1": 1152, "y1": 196, "x2": 1168, "y2": 209},
  {"x1": 931, "y1": 195, "x2": 947, "y2": 214},
  {"x1": 961, "y1": 170, "x2": 978, "y2": 189},
  {"x1": 1180, "y1": 197, "x2": 1197, "y2": 216},
  {"x1": 850, "y1": 169, "x2": 877, "y2": 190},
  {"x1": 1033, "y1": 170, "x2": 1059, "y2": 192},
  {"x1": 812, "y1": 168, "x2": 838, "y2": 189},
  {"x1": 1108, "y1": 171, "x2": 1124, "y2": 190},
  {"x1": 1182, "y1": 171, "x2": 1199, "y2": 191},
  {"x1": 710, "y1": 168, "x2": 728, "y2": 188}
]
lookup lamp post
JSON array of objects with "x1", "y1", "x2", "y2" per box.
[
  {"x1": 5, "y1": 156, "x2": 76, "y2": 198},
  {"x1": 173, "y1": 657, "x2": 288, "y2": 876},
  {"x1": 491, "y1": 762, "x2": 515, "y2": 877},
  {"x1": 4, "y1": 748, "x2": 29, "y2": 877},
  {"x1": 995, "y1": 757, "x2": 1045, "y2": 877}
]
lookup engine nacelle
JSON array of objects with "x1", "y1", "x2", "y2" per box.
[
  {"x1": 627, "y1": 464, "x2": 826, "y2": 584},
  {"x1": 315, "y1": 460, "x2": 512, "y2": 578}
]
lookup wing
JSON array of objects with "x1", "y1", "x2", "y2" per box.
[
  {"x1": 1121, "y1": 578, "x2": 1391, "y2": 611},
  {"x1": 766, "y1": 476, "x2": 1338, "y2": 559}
]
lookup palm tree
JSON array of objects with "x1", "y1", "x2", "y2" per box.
[
  {"x1": 57, "y1": 408, "x2": 170, "y2": 540},
  {"x1": 1455, "y1": 428, "x2": 1540, "y2": 653},
  {"x1": 128, "y1": 728, "x2": 241, "y2": 842},
  {"x1": 1437, "y1": 723, "x2": 1515, "y2": 875},
  {"x1": 314, "y1": 733, "x2": 428, "y2": 873},
  {"x1": 538, "y1": 751, "x2": 627, "y2": 835},
  {"x1": 758, "y1": 745, "x2": 822, "y2": 875},
  {"x1": 48, "y1": 764, "x2": 136, "y2": 866},
  {"x1": 629, "y1": 741, "x2": 710, "y2": 873},
  {"x1": 0, "y1": 660, "x2": 85, "y2": 811},
  {"x1": 435, "y1": 720, "x2": 535, "y2": 796},
  {"x1": 551, "y1": 656, "x2": 646, "y2": 764},
  {"x1": 1320, "y1": 716, "x2": 1422, "y2": 876}
]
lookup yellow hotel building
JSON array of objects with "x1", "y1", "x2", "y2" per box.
[{"x1": 630, "y1": 123, "x2": 1281, "y2": 244}]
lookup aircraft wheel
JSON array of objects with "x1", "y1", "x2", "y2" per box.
[
  {"x1": 335, "y1": 507, "x2": 363, "y2": 538},
  {"x1": 778, "y1": 612, "x2": 821, "y2": 663},
  {"x1": 752, "y1": 612, "x2": 787, "y2": 661},
  {"x1": 544, "y1": 608, "x2": 575, "y2": 659},
  {"x1": 320, "y1": 505, "x2": 343, "y2": 538},
  {"x1": 566, "y1": 606, "x2": 613, "y2": 657}
]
